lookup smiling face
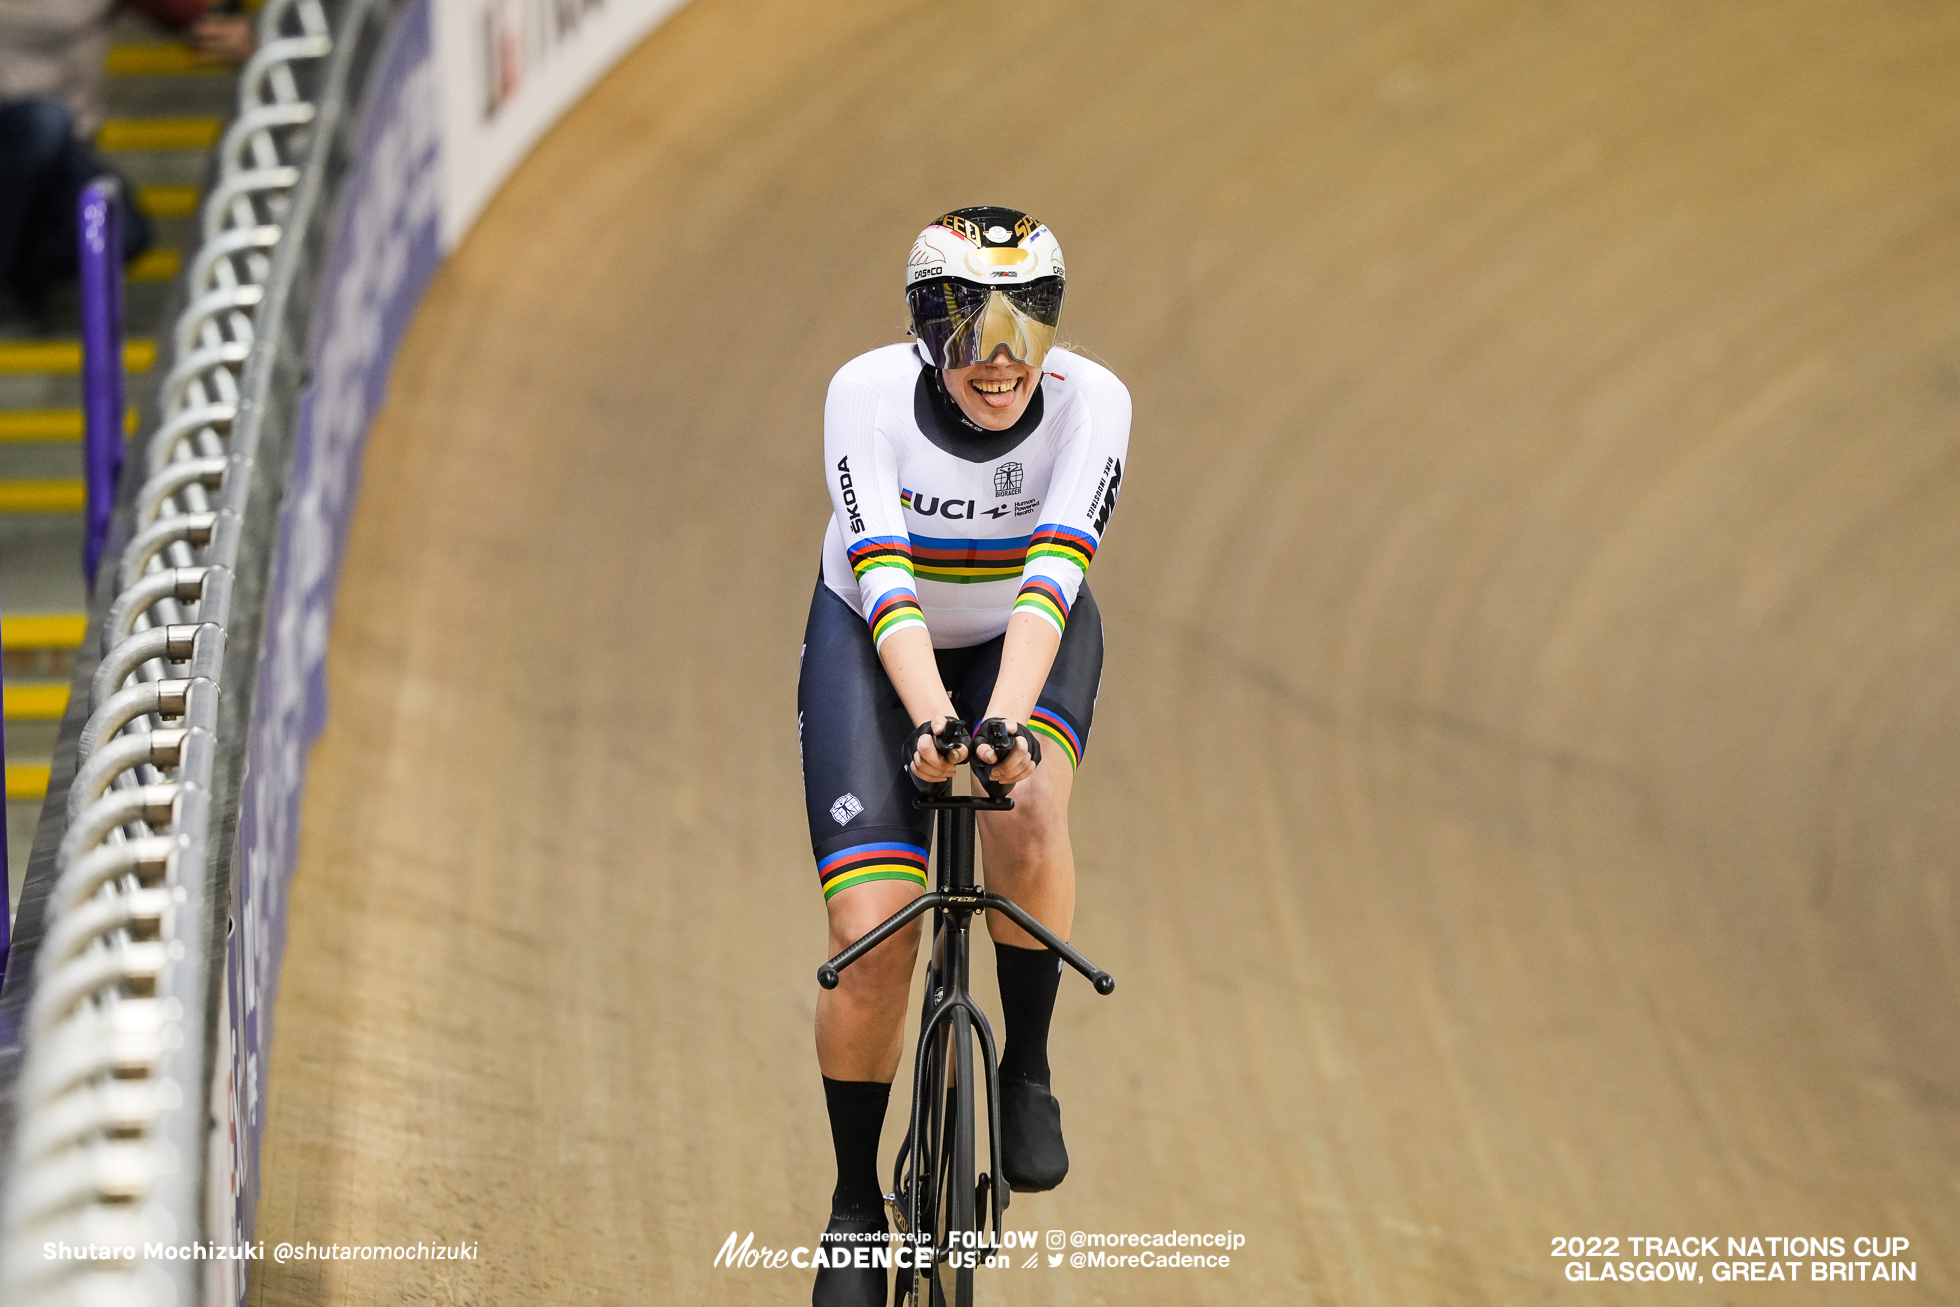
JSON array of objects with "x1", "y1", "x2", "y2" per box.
[{"x1": 943, "y1": 343, "x2": 1041, "y2": 430}]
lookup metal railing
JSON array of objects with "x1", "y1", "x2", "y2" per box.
[{"x1": 0, "y1": 0, "x2": 338, "y2": 1299}]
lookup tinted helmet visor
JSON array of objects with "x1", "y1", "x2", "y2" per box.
[{"x1": 908, "y1": 276, "x2": 1065, "y2": 370}]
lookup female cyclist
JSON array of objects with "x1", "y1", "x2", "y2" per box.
[{"x1": 798, "y1": 206, "x2": 1130, "y2": 1306}]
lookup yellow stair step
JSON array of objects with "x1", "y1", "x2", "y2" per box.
[
  {"x1": 7, "y1": 763, "x2": 51, "y2": 801},
  {"x1": 0, "y1": 480, "x2": 85, "y2": 513},
  {"x1": 0, "y1": 408, "x2": 137, "y2": 442},
  {"x1": 104, "y1": 42, "x2": 227, "y2": 76},
  {"x1": 0, "y1": 410, "x2": 80, "y2": 442},
  {"x1": 0, "y1": 615, "x2": 88, "y2": 651},
  {"x1": 3, "y1": 683, "x2": 69, "y2": 721},
  {"x1": 0, "y1": 339, "x2": 156, "y2": 374},
  {"x1": 136, "y1": 184, "x2": 201, "y2": 218},
  {"x1": 98, "y1": 117, "x2": 223, "y2": 152},
  {"x1": 129, "y1": 247, "x2": 182, "y2": 284}
]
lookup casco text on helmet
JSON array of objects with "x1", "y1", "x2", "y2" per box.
[{"x1": 905, "y1": 206, "x2": 1066, "y2": 371}]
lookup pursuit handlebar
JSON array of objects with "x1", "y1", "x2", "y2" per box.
[{"x1": 906, "y1": 716, "x2": 1042, "y2": 800}]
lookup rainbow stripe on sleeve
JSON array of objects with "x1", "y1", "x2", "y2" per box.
[
  {"x1": 869, "y1": 588, "x2": 926, "y2": 643},
  {"x1": 1026, "y1": 524, "x2": 1097, "y2": 572},
  {"x1": 848, "y1": 535, "x2": 915, "y2": 579},
  {"x1": 819, "y1": 841, "x2": 930, "y2": 898},
  {"x1": 1013, "y1": 576, "x2": 1071, "y2": 630},
  {"x1": 1028, "y1": 706, "x2": 1083, "y2": 769}
]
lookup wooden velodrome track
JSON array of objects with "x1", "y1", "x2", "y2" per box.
[{"x1": 247, "y1": 0, "x2": 1960, "y2": 1302}]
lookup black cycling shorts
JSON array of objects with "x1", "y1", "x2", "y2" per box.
[{"x1": 797, "y1": 580, "x2": 1103, "y2": 900}]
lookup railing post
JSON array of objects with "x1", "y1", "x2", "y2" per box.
[{"x1": 77, "y1": 176, "x2": 126, "y2": 587}]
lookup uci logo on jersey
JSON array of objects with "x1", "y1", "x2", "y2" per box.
[{"x1": 901, "y1": 487, "x2": 977, "y2": 520}]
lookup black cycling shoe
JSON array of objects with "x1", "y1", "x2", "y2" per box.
[
  {"x1": 999, "y1": 1076, "x2": 1069, "y2": 1192},
  {"x1": 812, "y1": 1208, "x2": 889, "y2": 1307}
]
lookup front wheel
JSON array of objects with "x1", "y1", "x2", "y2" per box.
[
  {"x1": 921, "y1": 1011, "x2": 976, "y2": 1307},
  {"x1": 940, "y1": 1011, "x2": 980, "y2": 1301},
  {"x1": 895, "y1": 995, "x2": 948, "y2": 1306}
]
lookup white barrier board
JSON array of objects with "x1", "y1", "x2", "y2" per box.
[{"x1": 431, "y1": 0, "x2": 691, "y2": 247}]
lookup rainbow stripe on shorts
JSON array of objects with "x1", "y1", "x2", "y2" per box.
[
  {"x1": 819, "y1": 841, "x2": 931, "y2": 899},
  {"x1": 1028, "y1": 706, "x2": 1083, "y2": 769}
]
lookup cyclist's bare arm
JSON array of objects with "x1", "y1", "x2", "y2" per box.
[
  {"x1": 878, "y1": 626, "x2": 966, "y2": 783},
  {"x1": 884, "y1": 615, "x2": 1056, "y2": 785},
  {"x1": 976, "y1": 611, "x2": 1059, "y2": 784}
]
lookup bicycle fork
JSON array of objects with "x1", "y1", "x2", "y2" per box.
[{"x1": 904, "y1": 862, "x2": 1007, "y2": 1259}]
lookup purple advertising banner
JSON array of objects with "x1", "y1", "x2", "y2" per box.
[{"x1": 216, "y1": 0, "x2": 442, "y2": 1296}]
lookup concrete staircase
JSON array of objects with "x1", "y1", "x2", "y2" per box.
[{"x1": 3, "y1": 15, "x2": 239, "y2": 908}]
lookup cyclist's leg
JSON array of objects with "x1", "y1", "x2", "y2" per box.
[
  {"x1": 818, "y1": 877, "x2": 926, "y2": 1080},
  {"x1": 971, "y1": 769, "x2": 1076, "y2": 1195},
  {"x1": 953, "y1": 586, "x2": 1103, "y2": 1193},
  {"x1": 801, "y1": 579, "x2": 935, "y2": 1303},
  {"x1": 956, "y1": 582, "x2": 1101, "y2": 950},
  {"x1": 801, "y1": 581, "x2": 936, "y2": 1050},
  {"x1": 971, "y1": 758, "x2": 1075, "y2": 947},
  {"x1": 971, "y1": 745, "x2": 1074, "y2": 1096}
]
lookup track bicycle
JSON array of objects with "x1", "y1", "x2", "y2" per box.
[{"x1": 818, "y1": 719, "x2": 1115, "y2": 1307}]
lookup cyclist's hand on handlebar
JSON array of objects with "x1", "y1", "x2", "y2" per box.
[
  {"x1": 973, "y1": 718, "x2": 1040, "y2": 786},
  {"x1": 907, "y1": 716, "x2": 969, "y2": 785}
]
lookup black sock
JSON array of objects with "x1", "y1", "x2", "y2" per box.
[
  {"x1": 823, "y1": 1076, "x2": 892, "y2": 1216},
  {"x1": 995, "y1": 942, "x2": 1063, "y2": 1087}
]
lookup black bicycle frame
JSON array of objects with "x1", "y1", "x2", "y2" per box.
[{"x1": 818, "y1": 787, "x2": 1115, "y2": 1293}]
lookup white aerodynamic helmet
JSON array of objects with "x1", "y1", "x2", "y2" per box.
[{"x1": 905, "y1": 206, "x2": 1066, "y2": 371}]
